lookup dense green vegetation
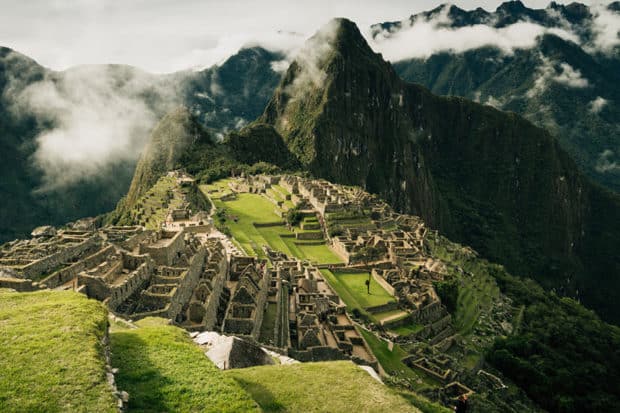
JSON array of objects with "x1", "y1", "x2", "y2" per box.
[
  {"x1": 110, "y1": 318, "x2": 257, "y2": 412},
  {"x1": 0, "y1": 290, "x2": 116, "y2": 412},
  {"x1": 226, "y1": 361, "x2": 418, "y2": 412},
  {"x1": 488, "y1": 270, "x2": 620, "y2": 413},
  {"x1": 430, "y1": 236, "x2": 620, "y2": 413},
  {"x1": 433, "y1": 278, "x2": 458, "y2": 313},
  {"x1": 394, "y1": 33, "x2": 620, "y2": 193}
]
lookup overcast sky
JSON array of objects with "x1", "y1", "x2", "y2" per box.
[{"x1": 0, "y1": 0, "x2": 597, "y2": 73}]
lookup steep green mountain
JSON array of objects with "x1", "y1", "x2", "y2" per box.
[
  {"x1": 110, "y1": 109, "x2": 299, "y2": 224},
  {"x1": 117, "y1": 107, "x2": 205, "y2": 213},
  {"x1": 253, "y1": 18, "x2": 620, "y2": 324},
  {"x1": 0, "y1": 48, "x2": 140, "y2": 241},
  {"x1": 373, "y1": 2, "x2": 620, "y2": 192},
  {"x1": 0, "y1": 46, "x2": 282, "y2": 242}
]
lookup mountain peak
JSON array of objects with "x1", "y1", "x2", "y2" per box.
[
  {"x1": 496, "y1": 0, "x2": 526, "y2": 13},
  {"x1": 307, "y1": 18, "x2": 375, "y2": 60}
]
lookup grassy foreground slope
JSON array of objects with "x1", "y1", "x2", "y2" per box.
[
  {"x1": 110, "y1": 318, "x2": 258, "y2": 412},
  {"x1": 226, "y1": 361, "x2": 419, "y2": 413},
  {"x1": 0, "y1": 290, "x2": 117, "y2": 413}
]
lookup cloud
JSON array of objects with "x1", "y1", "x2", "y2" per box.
[
  {"x1": 169, "y1": 31, "x2": 304, "y2": 72},
  {"x1": 5, "y1": 59, "x2": 181, "y2": 191},
  {"x1": 284, "y1": 19, "x2": 341, "y2": 97},
  {"x1": 588, "y1": 3, "x2": 620, "y2": 53},
  {"x1": 270, "y1": 59, "x2": 291, "y2": 73},
  {"x1": 368, "y1": 5, "x2": 580, "y2": 62},
  {"x1": 554, "y1": 62, "x2": 589, "y2": 87},
  {"x1": 595, "y1": 149, "x2": 620, "y2": 173},
  {"x1": 485, "y1": 95, "x2": 504, "y2": 109},
  {"x1": 527, "y1": 56, "x2": 589, "y2": 97},
  {"x1": 589, "y1": 96, "x2": 608, "y2": 114}
]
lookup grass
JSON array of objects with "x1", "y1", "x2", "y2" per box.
[
  {"x1": 331, "y1": 271, "x2": 396, "y2": 309},
  {"x1": 201, "y1": 179, "x2": 234, "y2": 198},
  {"x1": 391, "y1": 323, "x2": 425, "y2": 336},
  {"x1": 128, "y1": 175, "x2": 184, "y2": 230},
  {"x1": 208, "y1": 188, "x2": 343, "y2": 264},
  {"x1": 356, "y1": 328, "x2": 417, "y2": 381},
  {"x1": 357, "y1": 328, "x2": 442, "y2": 390},
  {"x1": 211, "y1": 193, "x2": 283, "y2": 257},
  {"x1": 226, "y1": 361, "x2": 419, "y2": 412},
  {"x1": 0, "y1": 290, "x2": 117, "y2": 412},
  {"x1": 289, "y1": 242, "x2": 342, "y2": 264},
  {"x1": 397, "y1": 391, "x2": 452, "y2": 413},
  {"x1": 110, "y1": 317, "x2": 257, "y2": 412}
]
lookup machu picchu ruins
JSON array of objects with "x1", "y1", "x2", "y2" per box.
[{"x1": 0, "y1": 171, "x2": 520, "y2": 410}]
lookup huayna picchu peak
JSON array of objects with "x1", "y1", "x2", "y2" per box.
[{"x1": 1, "y1": 3, "x2": 619, "y2": 413}]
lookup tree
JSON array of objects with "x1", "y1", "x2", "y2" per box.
[{"x1": 353, "y1": 246, "x2": 384, "y2": 294}]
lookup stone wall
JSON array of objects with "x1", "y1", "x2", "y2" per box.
[
  {"x1": 140, "y1": 231, "x2": 185, "y2": 266},
  {"x1": 371, "y1": 269, "x2": 396, "y2": 296},
  {"x1": 200, "y1": 249, "x2": 228, "y2": 330},
  {"x1": 107, "y1": 258, "x2": 155, "y2": 310},
  {"x1": 182, "y1": 224, "x2": 214, "y2": 234},
  {"x1": 166, "y1": 246, "x2": 207, "y2": 320},
  {"x1": 250, "y1": 270, "x2": 270, "y2": 340},
  {"x1": 0, "y1": 277, "x2": 41, "y2": 292},
  {"x1": 288, "y1": 346, "x2": 348, "y2": 362},
  {"x1": 40, "y1": 244, "x2": 116, "y2": 288},
  {"x1": 115, "y1": 229, "x2": 153, "y2": 251},
  {"x1": 20, "y1": 235, "x2": 100, "y2": 280}
]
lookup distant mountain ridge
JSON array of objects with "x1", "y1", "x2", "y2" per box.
[
  {"x1": 0, "y1": 45, "x2": 282, "y2": 241},
  {"x1": 372, "y1": 1, "x2": 620, "y2": 192}
]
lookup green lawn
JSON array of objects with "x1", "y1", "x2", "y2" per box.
[
  {"x1": 226, "y1": 361, "x2": 419, "y2": 412},
  {"x1": 209, "y1": 189, "x2": 343, "y2": 264},
  {"x1": 200, "y1": 179, "x2": 234, "y2": 199},
  {"x1": 391, "y1": 323, "x2": 425, "y2": 336},
  {"x1": 374, "y1": 309, "x2": 409, "y2": 323},
  {"x1": 111, "y1": 317, "x2": 257, "y2": 412},
  {"x1": 211, "y1": 193, "x2": 283, "y2": 257},
  {"x1": 335, "y1": 271, "x2": 396, "y2": 308},
  {"x1": 0, "y1": 290, "x2": 117, "y2": 412},
  {"x1": 288, "y1": 241, "x2": 343, "y2": 264}
]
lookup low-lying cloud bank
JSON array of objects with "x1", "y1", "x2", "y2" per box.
[
  {"x1": 367, "y1": 3, "x2": 619, "y2": 62},
  {"x1": 4, "y1": 56, "x2": 181, "y2": 191},
  {"x1": 368, "y1": 6, "x2": 579, "y2": 61}
]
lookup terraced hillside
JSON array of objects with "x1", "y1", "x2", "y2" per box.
[{"x1": 202, "y1": 179, "x2": 342, "y2": 264}]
